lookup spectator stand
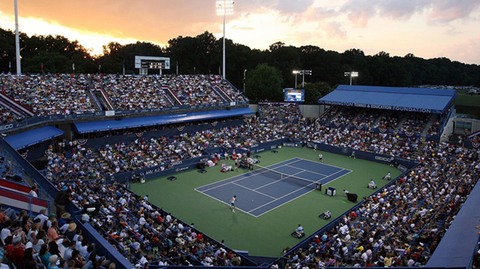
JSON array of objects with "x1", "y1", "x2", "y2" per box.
[{"x1": 0, "y1": 73, "x2": 250, "y2": 134}]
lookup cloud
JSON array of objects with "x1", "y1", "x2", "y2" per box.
[
  {"x1": 340, "y1": 0, "x2": 480, "y2": 26},
  {"x1": 305, "y1": 7, "x2": 338, "y2": 21},
  {"x1": 427, "y1": 0, "x2": 480, "y2": 25},
  {"x1": 323, "y1": 21, "x2": 347, "y2": 39},
  {"x1": 444, "y1": 36, "x2": 480, "y2": 64},
  {"x1": 272, "y1": 0, "x2": 315, "y2": 14},
  {"x1": 340, "y1": 0, "x2": 378, "y2": 27}
]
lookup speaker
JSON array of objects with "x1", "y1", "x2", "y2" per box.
[
  {"x1": 197, "y1": 162, "x2": 206, "y2": 169},
  {"x1": 316, "y1": 183, "x2": 322, "y2": 191}
]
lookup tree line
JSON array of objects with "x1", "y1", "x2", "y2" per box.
[{"x1": 0, "y1": 28, "x2": 479, "y2": 104}]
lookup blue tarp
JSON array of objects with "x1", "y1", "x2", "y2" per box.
[
  {"x1": 319, "y1": 85, "x2": 457, "y2": 114},
  {"x1": 73, "y1": 107, "x2": 254, "y2": 134},
  {"x1": 4, "y1": 126, "x2": 64, "y2": 150}
]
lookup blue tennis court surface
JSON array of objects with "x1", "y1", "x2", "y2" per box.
[{"x1": 195, "y1": 158, "x2": 351, "y2": 217}]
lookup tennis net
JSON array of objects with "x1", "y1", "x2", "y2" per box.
[{"x1": 252, "y1": 164, "x2": 320, "y2": 189}]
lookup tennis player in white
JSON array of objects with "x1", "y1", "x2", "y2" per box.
[{"x1": 230, "y1": 195, "x2": 237, "y2": 213}]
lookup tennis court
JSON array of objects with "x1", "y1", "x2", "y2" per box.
[{"x1": 195, "y1": 157, "x2": 351, "y2": 217}]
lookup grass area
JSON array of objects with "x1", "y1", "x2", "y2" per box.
[
  {"x1": 455, "y1": 93, "x2": 480, "y2": 108},
  {"x1": 130, "y1": 147, "x2": 401, "y2": 257}
]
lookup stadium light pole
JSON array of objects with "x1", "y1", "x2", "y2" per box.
[
  {"x1": 14, "y1": 0, "x2": 21, "y2": 74},
  {"x1": 293, "y1": 70, "x2": 312, "y2": 88},
  {"x1": 243, "y1": 69, "x2": 247, "y2": 93},
  {"x1": 301, "y1": 70, "x2": 312, "y2": 87},
  {"x1": 344, "y1": 71, "x2": 358, "y2": 85},
  {"x1": 217, "y1": 0, "x2": 234, "y2": 80},
  {"x1": 293, "y1": 70, "x2": 300, "y2": 88}
]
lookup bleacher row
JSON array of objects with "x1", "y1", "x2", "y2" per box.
[
  {"x1": 319, "y1": 106, "x2": 443, "y2": 137},
  {"x1": 0, "y1": 74, "x2": 246, "y2": 123}
]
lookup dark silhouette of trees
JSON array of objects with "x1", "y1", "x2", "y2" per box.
[{"x1": 0, "y1": 27, "x2": 479, "y2": 104}]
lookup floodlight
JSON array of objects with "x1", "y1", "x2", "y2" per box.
[{"x1": 216, "y1": 0, "x2": 234, "y2": 15}]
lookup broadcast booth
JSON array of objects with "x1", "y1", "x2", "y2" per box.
[{"x1": 135, "y1": 56, "x2": 170, "y2": 75}]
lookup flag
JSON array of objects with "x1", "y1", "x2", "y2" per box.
[
  {"x1": 9, "y1": 61, "x2": 11, "y2": 70},
  {"x1": 41, "y1": 62, "x2": 44, "y2": 70},
  {"x1": 99, "y1": 64, "x2": 101, "y2": 72},
  {"x1": 72, "y1": 63, "x2": 75, "y2": 71}
]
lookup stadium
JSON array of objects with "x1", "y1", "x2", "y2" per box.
[
  {"x1": 0, "y1": 65, "x2": 479, "y2": 269},
  {"x1": 1, "y1": 3, "x2": 480, "y2": 268}
]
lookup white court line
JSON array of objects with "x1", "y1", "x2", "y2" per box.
[
  {"x1": 252, "y1": 168, "x2": 353, "y2": 217},
  {"x1": 193, "y1": 188, "x2": 257, "y2": 218},
  {"x1": 197, "y1": 157, "x2": 353, "y2": 217},
  {"x1": 297, "y1": 157, "x2": 354, "y2": 172},
  {"x1": 250, "y1": 165, "x2": 310, "y2": 191},
  {"x1": 232, "y1": 182, "x2": 277, "y2": 199},
  {"x1": 284, "y1": 163, "x2": 328, "y2": 177},
  {"x1": 195, "y1": 158, "x2": 298, "y2": 193}
]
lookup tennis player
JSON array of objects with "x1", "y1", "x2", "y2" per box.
[
  {"x1": 230, "y1": 195, "x2": 237, "y2": 213},
  {"x1": 318, "y1": 153, "x2": 323, "y2": 163}
]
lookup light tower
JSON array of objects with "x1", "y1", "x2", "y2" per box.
[
  {"x1": 216, "y1": 0, "x2": 234, "y2": 79},
  {"x1": 14, "y1": 0, "x2": 21, "y2": 74},
  {"x1": 344, "y1": 71, "x2": 358, "y2": 85}
]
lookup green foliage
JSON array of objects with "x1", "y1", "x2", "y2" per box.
[
  {"x1": 303, "y1": 82, "x2": 332, "y2": 104},
  {"x1": 0, "y1": 27, "x2": 479, "y2": 92},
  {"x1": 245, "y1": 63, "x2": 283, "y2": 102}
]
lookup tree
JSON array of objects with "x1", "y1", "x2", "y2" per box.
[
  {"x1": 269, "y1": 41, "x2": 285, "y2": 52},
  {"x1": 245, "y1": 63, "x2": 283, "y2": 102},
  {"x1": 303, "y1": 82, "x2": 332, "y2": 104}
]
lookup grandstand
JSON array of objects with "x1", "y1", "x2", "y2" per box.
[{"x1": 0, "y1": 76, "x2": 479, "y2": 269}]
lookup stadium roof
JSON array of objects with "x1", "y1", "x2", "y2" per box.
[
  {"x1": 73, "y1": 107, "x2": 254, "y2": 134},
  {"x1": 4, "y1": 126, "x2": 64, "y2": 150},
  {"x1": 319, "y1": 85, "x2": 457, "y2": 114}
]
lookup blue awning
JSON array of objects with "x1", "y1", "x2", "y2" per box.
[
  {"x1": 4, "y1": 126, "x2": 64, "y2": 150},
  {"x1": 73, "y1": 107, "x2": 254, "y2": 134},
  {"x1": 319, "y1": 85, "x2": 457, "y2": 114}
]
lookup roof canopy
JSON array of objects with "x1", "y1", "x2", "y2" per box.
[
  {"x1": 4, "y1": 126, "x2": 64, "y2": 150},
  {"x1": 319, "y1": 85, "x2": 457, "y2": 114},
  {"x1": 73, "y1": 107, "x2": 254, "y2": 134}
]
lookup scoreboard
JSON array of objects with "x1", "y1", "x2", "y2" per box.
[
  {"x1": 141, "y1": 60, "x2": 164, "y2": 69},
  {"x1": 135, "y1": 56, "x2": 170, "y2": 70}
]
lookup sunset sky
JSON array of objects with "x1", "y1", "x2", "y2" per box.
[{"x1": 0, "y1": 0, "x2": 479, "y2": 64}]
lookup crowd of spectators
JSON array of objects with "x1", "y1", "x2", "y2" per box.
[
  {"x1": 353, "y1": 109, "x2": 380, "y2": 129},
  {"x1": 427, "y1": 118, "x2": 441, "y2": 136},
  {"x1": 92, "y1": 75, "x2": 171, "y2": 111},
  {"x1": 259, "y1": 103, "x2": 302, "y2": 119},
  {"x1": 330, "y1": 107, "x2": 359, "y2": 126},
  {"x1": 279, "y1": 141, "x2": 479, "y2": 268},
  {"x1": 65, "y1": 180, "x2": 242, "y2": 267},
  {"x1": 0, "y1": 201, "x2": 113, "y2": 269},
  {"x1": 374, "y1": 111, "x2": 404, "y2": 130},
  {"x1": 208, "y1": 75, "x2": 246, "y2": 103},
  {"x1": 0, "y1": 107, "x2": 24, "y2": 124},
  {"x1": 318, "y1": 107, "x2": 336, "y2": 123},
  {"x1": 0, "y1": 73, "x2": 246, "y2": 124},
  {"x1": 0, "y1": 74, "x2": 96, "y2": 116},
  {"x1": 158, "y1": 74, "x2": 228, "y2": 106},
  {"x1": 36, "y1": 115, "x2": 479, "y2": 268},
  {"x1": 2, "y1": 95, "x2": 478, "y2": 268},
  {"x1": 45, "y1": 115, "x2": 426, "y2": 183},
  {"x1": 400, "y1": 113, "x2": 430, "y2": 133}
]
